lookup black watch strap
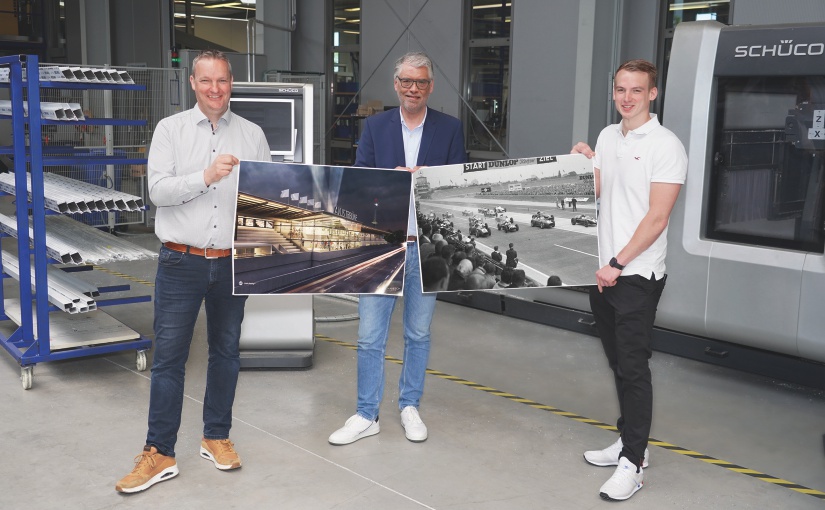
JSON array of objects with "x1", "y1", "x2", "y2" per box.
[{"x1": 609, "y1": 257, "x2": 625, "y2": 270}]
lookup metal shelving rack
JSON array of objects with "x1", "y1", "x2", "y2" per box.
[{"x1": 0, "y1": 54, "x2": 152, "y2": 389}]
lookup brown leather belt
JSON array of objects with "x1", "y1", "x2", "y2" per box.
[
  {"x1": 163, "y1": 242, "x2": 231, "y2": 259},
  {"x1": 406, "y1": 235, "x2": 418, "y2": 243}
]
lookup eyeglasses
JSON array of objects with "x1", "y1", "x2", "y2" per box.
[{"x1": 396, "y1": 77, "x2": 432, "y2": 89}]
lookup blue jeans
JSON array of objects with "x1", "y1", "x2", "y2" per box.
[
  {"x1": 356, "y1": 242, "x2": 436, "y2": 421},
  {"x1": 146, "y1": 246, "x2": 247, "y2": 457}
]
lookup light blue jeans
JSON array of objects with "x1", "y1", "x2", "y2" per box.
[{"x1": 356, "y1": 242, "x2": 437, "y2": 421}]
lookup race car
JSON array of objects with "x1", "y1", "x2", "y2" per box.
[
  {"x1": 530, "y1": 213, "x2": 555, "y2": 229},
  {"x1": 571, "y1": 214, "x2": 597, "y2": 227},
  {"x1": 462, "y1": 209, "x2": 474, "y2": 216},
  {"x1": 442, "y1": 212, "x2": 454, "y2": 218},
  {"x1": 496, "y1": 216, "x2": 519, "y2": 232},
  {"x1": 469, "y1": 221, "x2": 492, "y2": 238},
  {"x1": 494, "y1": 206, "x2": 507, "y2": 214},
  {"x1": 499, "y1": 221, "x2": 519, "y2": 233}
]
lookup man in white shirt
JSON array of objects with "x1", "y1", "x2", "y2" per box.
[
  {"x1": 572, "y1": 59, "x2": 687, "y2": 502},
  {"x1": 117, "y1": 50, "x2": 271, "y2": 494}
]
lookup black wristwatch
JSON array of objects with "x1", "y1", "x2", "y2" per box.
[{"x1": 609, "y1": 257, "x2": 625, "y2": 271}]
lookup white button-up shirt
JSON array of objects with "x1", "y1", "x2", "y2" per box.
[
  {"x1": 401, "y1": 108, "x2": 426, "y2": 236},
  {"x1": 148, "y1": 105, "x2": 271, "y2": 249}
]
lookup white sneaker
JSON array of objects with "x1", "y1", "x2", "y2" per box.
[
  {"x1": 599, "y1": 456, "x2": 644, "y2": 501},
  {"x1": 584, "y1": 437, "x2": 649, "y2": 468},
  {"x1": 328, "y1": 414, "x2": 379, "y2": 445},
  {"x1": 400, "y1": 406, "x2": 428, "y2": 442}
]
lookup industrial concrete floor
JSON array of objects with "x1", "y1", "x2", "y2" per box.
[{"x1": 1, "y1": 231, "x2": 824, "y2": 510}]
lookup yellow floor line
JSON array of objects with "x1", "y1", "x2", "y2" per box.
[{"x1": 316, "y1": 333, "x2": 825, "y2": 501}]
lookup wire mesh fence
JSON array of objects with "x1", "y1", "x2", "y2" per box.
[{"x1": 37, "y1": 65, "x2": 187, "y2": 229}]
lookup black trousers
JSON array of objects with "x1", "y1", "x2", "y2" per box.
[{"x1": 589, "y1": 274, "x2": 666, "y2": 469}]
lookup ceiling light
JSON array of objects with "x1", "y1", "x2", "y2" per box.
[
  {"x1": 196, "y1": 14, "x2": 250, "y2": 21},
  {"x1": 239, "y1": 0, "x2": 256, "y2": 4},
  {"x1": 344, "y1": 7, "x2": 360, "y2": 12},
  {"x1": 205, "y1": 2, "x2": 241, "y2": 8},
  {"x1": 473, "y1": 2, "x2": 512, "y2": 9},
  {"x1": 669, "y1": 0, "x2": 729, "y2": 11}
]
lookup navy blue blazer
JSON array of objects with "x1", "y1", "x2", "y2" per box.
[{"x1": 354, "y1": 107, "x2": 467, "y2": 168}]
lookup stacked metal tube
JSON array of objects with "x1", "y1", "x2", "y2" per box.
[
  {"x1": 0, "y1": 213, "x2": 157, "y2": 265},
  {"x1": 2, "y1": 251, "x2": 97, "y2": 314},
  {"x1": 0, "y1": 172, "x2": 144, "y2": 214}
]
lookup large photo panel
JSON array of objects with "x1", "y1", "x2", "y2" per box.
[
  {"x1": 233, "y1": 160, "x2": 412, "y2": 295},
  {"x1": 414, "y1": 154, "x2": 598, "y2": 292}
]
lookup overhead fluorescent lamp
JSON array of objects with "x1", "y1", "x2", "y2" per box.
[
  {"x1": 345, "y1": 19, "x2": 360, "y2": 23},
  {"x1": 473, "y1": 2, "x2": 512, "y2": 9},
  {"x1": 343, "y1": 30, "x2": 360, "y2": 35},
  {"x1": 240, "y1": 0, "x2": 256, "y2": 4},
  {"x1": 669, "y1": 0, "x2": 729, "y2": 11},
  {"x1": 670, "y1": 2, "x2": 709, "y2": 10},
  {"x1": 344, "y1": 7, "x2": 360, "y2": 12},
  {"x1": 197, "y1": 14, "x2": 250, "y2": 21},
  {"x1": 205, "y1": 2, "x2": 241, "y2": 8}
]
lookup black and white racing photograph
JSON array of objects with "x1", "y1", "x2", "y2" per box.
[
  {"x1": 414, "y1": 154, "x2": 597, "y2": 291},
  {"x1": 232, "y1": 160, "x2": 412, "y2": 295}
]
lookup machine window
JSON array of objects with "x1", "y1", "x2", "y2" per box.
[{"x1": 707, "y1": 76, "x2": 825, "y2": 252}]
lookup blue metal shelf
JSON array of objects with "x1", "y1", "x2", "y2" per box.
[
  {"x1": 0, "y1": 81, "x2": 145, "y2": 92},
  {"x1": 0, "y1": 153, "x2": 146, "y2": 166},
  {"x1": 0, "y1": 115, "x2": 147, "y2": 126},
  {"x1": 0, "y1": 54, "x2": 153, "y2": 388},
  {"x1": 38, "y1": 81, "x2": 145, "y2": 91}
]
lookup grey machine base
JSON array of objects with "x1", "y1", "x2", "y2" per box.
[
  {"x1": 240, "y1": 349, "x2": 314, "y2": 369},
  {"x1": 239, "y1": 295, "x2": 315, "y2": 369}
]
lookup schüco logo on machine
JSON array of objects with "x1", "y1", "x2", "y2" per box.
[{"x1": 735, "y1": 39, "x2": 825, "y2": 58}]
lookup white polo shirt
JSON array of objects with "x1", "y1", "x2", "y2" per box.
[{"x1": 593, "y1": 114, "x2": 687, "y2": 280}]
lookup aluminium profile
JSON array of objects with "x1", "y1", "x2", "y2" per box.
[{"x1": 1, "y1": 251, "x2": 96, "y2": 313}]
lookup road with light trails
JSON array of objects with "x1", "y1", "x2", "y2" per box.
[{"x1": 284, "y1": 246, "x2": 406, "y2": 294}]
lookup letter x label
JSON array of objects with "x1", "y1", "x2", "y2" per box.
[{"x1": 808, "y1": 110, "x2": 825, "y2": 140}]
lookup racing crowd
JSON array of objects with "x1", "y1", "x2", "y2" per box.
[{"x1": 416, "y1": 214, "x2": 538, "y2": 292}]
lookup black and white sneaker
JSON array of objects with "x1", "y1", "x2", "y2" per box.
[
  {"x1": 599, "y1": 456, "x2": 644, "y2": 501},
  {"x1": 400, "y1": 406, "x2": 428, "y2": 442},
  {"x1": 584, "y1": 437, "x2": 649, "y2": 468},
  {"x1": 328, "y1": 414, "x2": 379, "y2": 445}
]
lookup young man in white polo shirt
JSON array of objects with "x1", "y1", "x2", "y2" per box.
[{"x1": 572, "y1": 59, "x2": 687, "y2": 501}]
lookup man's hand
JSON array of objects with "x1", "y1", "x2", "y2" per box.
[
  {"x1": 395, "y1": 165, "x2": 428, "y2": 173},
  {"x1": 571, "y1": 142, "x2": 595, "y2": 159},
  {"x1": 595, "y1": 264, "x2": 621, "y2": 293},
  {"x1": 204, "y1": 154, "x2": 240, "y2": 186}
]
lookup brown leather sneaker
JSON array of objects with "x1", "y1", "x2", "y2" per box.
[
  {"x1": 199, "y1": 438, "x2": 242, "y2": 470},
  {"x1": 116, "y1": 445, "x2": 179, "y2": 493}
]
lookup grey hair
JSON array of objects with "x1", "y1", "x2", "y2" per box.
[
  {"x1": 191, "y1": 50, "x2": 233, "y2": 77},
  {"x1": 393, "y1": 52, "x2": 433, "y2": 80}
]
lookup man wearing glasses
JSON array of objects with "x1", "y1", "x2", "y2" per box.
[{"x1": 329, "y1": 52, "x2": 466, "y2": 445}]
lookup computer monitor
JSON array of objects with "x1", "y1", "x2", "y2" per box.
[
  {"x1": 230, "y1": 82, "x2": 313, "y2": 164},
  {"x1": 230, "y1": 97, "x2": 296, "y2": 158}
]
